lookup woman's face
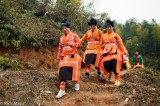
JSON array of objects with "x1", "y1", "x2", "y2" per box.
[
  {"x1": 62, "y1": 26, "x2": 70, "y2": 34},
  {"x1": 106, "y1": 25, "x2": 113, "y2": 33},
  {"x1": 90, "y1": 25, "x2": 96, "y2": 31}
]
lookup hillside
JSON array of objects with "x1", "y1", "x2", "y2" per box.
[
  {"x1": 0, "y1": 0, "x2": 160, "y2": 105},
  {"x1": 0, "y1": 44, "x2": 159, "y2": 106},
  {"x1": 0, "y1": 60, "x2": 160, "y2": 106}
]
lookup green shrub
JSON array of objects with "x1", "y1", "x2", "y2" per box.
[
  {"x1": 143, "y1": 56, "x2": 160, "y2": 70},
  {"x1": 11, "y1": 40, "x2": 21, "y2": 49},
  {"x1": 0, "y1": 56, "x2": 21, "y2": 70},
  {"x1": 0, "y1": 29, "x2": 10, "y2": 47},
  {"x1": 144, "y1": 68, "x2": 154, "y2": 75}
]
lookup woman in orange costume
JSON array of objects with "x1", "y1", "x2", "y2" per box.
[
  {"x1": 80, "y1": 18, "x2": 103, "y2": 78},
  {"x1": 100, "y1": 20, "x2": 128, "y2": 86},
  {"x1": 56, "y1": 19, "x2": 82, "y2": 98}
]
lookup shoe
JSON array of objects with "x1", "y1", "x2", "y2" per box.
[
  {"x1": 114, "y1": 80, "x2": 121, "y2": 86},
  {"x1": 84, "y1": 73, "x2": 89, "y2": 78},
  {"x1": 97, "y1": 72, "x2": 102, "y2": 77},
  {"x1": 74, "y1": 84, "x2": 80, "y2": 91},
  {"x1": 56, "y1": 90, "x2": 66, "y2": 98}
]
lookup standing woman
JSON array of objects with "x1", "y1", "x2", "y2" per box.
[
  {"x1": 80, "y1": 18, "x2": 103, "y2": 78},
  {"x1": 56, "y1": 19, "x2": 82, "y2": 98},
  {"x1": 100, "y1": 20, "x2": 128, "y2": 86}
]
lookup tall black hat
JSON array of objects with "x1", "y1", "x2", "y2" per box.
[
  {"x1": 88, "y1": 18, "x2": 97, "y2": 26},
  {"x1": 105, "y1": 19, "x2": 114, "y2": 27},
  {"x1": 61, "y1": 19, "x2": 70, "y2": 29}
]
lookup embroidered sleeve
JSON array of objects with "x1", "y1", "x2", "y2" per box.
[
  {"x1": 99, "y1": 30, "x2": 103, "y2": 40},
  {"x1": 115, "y1": 34, "x2": 128, "y2": 53},
  {"x1": 71, "y1": 33, "x2": 81, "y2": 47},
  {"x1": 99, "y1": 35, "x2": 105, "y2": 47},
  {"x1": 80, "y1": 32, "x2": 88, "y2": 45}
]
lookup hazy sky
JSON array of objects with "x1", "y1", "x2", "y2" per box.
[{"x1": 83, "y1": 0, "x2": 160, "y2": 24}]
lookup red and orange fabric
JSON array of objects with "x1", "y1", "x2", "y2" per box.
[
  {"x1": 80, "y1": 28, "x2": 103, "y2": 67},
  {"x1": 57, "y1": 32, "x2": 82, "y2": 82},
  {"x1": 100, "y1": 32, "x2": 128, "y2": 80}
]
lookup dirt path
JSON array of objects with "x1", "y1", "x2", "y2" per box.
[
  {"x1": 0, "y1": 70, "x2": 130, "y2": 106},
  {"x1": 1, "y1": 67, "x2": 159, "y2": 106},
  {"x1": 34, "y1": 70, "x2": 129, "y2": 106}
]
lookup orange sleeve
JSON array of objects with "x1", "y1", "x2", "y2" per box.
[
  {"x1": 80, "y1": 32, "x2": 88, "y2": 45},
  {"x1": 115, "y1": 34, "x2": 128, "y2": 53},
  {"x1": 99, "y1": 33, "x2": 106, "y2": 48},
  {"x1": 57, "y1": 37, "x2": 63, "y2": 60},
  {"x1": 99, "y1": 35, "x2": 103, "y2": 47},
  {"x1": 99, "y1": 30, "x2": 103, "y2": 40}
]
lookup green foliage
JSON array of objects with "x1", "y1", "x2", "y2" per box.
[
  {"x1": 11, "y1": 40, "x2": 21, "y2": 49},
  {"x1": 0, "y1": 0, "x2": 61, "y2": 48},
  {"x1": 143, "y1": 56, "x2": 160, "y2": 70},
  {"x1": 0, "y1": 0, "x2": 97, "y2": 48},
  {"x1": 26, "y1": 62, "x2": 33, "y2": 69},
  {"x1": 0, "y1": 0, "x2": 11, "y2": 19},
  {"x1": 121, "y1": 18, "x2": 160, "y2": 56},
  {"x1": 51, "y1": 0, "x2": 96, "y2": 32},
  {"x1": 121, "y1": 18, "x2": 138, "y2": 41},
  {"x1": 0, "y1": 55, "x2": 21, "y2": 70},
  {"x1": 0, "y1": 19, "x2": 21, "y2": 48},
  {"x1": 125, "y1": 36, "x2": 139, "y2": 56},
  {"x1": 96, "y1": 12, "x2": 110, "y2": 30},
  {"x1": 1, "y1": 0, "x2": 160, "y2": 72},
  {"x1": 0, "y1": 29, "x2": 10, "y2": 47},
  {"x1": 144, "y1": 68, "x2": 154, "y2": 75}
]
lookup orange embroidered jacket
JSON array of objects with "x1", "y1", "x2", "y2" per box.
[
  {"x1": 100, "y1": 32, "x2": 128, "y2": 74},
  {"x1": 100, "y1": 32, "x2": 128, "y2": 55},
  {"x1": 57, "y1": 32, "x2": 80, "y2": 60},
  {"x1": 80, "y1": 28, "x2": 103, "y2": 51}
]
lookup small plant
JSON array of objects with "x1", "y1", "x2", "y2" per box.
[
  {"x1": 26, "y1": 62, "x2": 33, "y2": 69},
  {"x1": 11, "y1": 40, "x2": 21, "y2": 49},
  {"x1": 0, "y1": 29, "x2": 10, "y2": 47},
  {"x1": 0, "y1": 56, "x2": 21, "y2": 70},
  {"x1": 144, "y1": 68, "x2": 154, "y2": 75}
]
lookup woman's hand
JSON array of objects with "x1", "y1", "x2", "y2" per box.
[
  {"x1": 123, "y1": 51, "x2": 128, "y2": 56},
  {"x1": 68, "y1": 42, "x2": 72, "y2": 47}
]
